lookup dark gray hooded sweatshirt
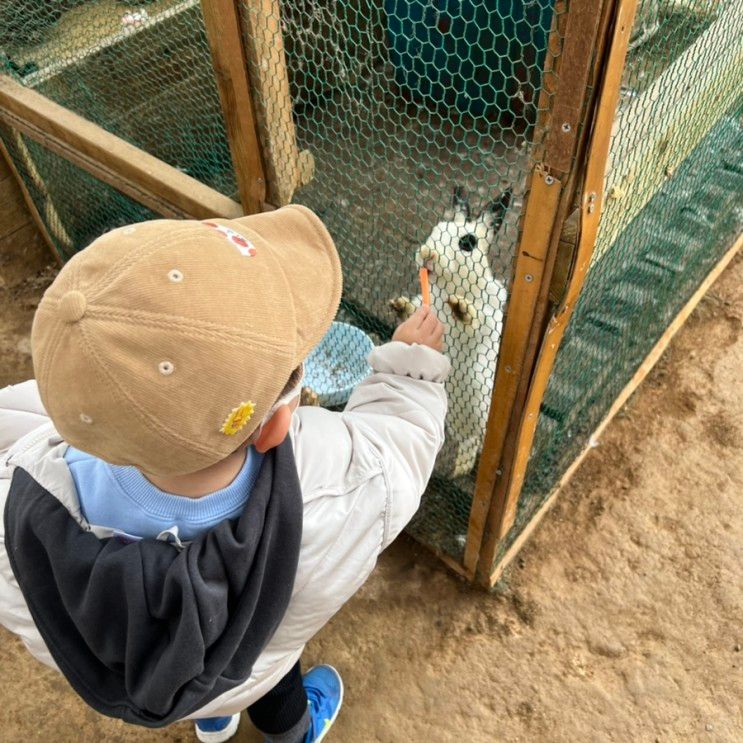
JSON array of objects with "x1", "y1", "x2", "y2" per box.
[{"x1": 3, "y1": 439, "x2": 303, "y2": 728}]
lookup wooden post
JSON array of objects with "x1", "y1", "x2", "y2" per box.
[
  {"x1": 463, "y1": 170, "x2": 561, "y2": 576},
  {"x1": 477, "y1": 0, "x2": 641, "y2": 584},
  {"x1": 240, "y1": 0, "x2": 315, "y2": 206},
  {"x1": 200, "y1": 0, "x2": 267, "y2": 214},
  {"x1": 463, "y1": 0, "x2": 608, "y2": 580},
  {"x1": 0, "y1": 78, "x2": 244, "y2": 221}
]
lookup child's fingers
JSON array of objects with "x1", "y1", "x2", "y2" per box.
[
  {"x1": 413, "y1": 305, "x2": 431, "y2": 328},
  {"x1": 423, "y1": 311, "x2": 442, "y2": 334}
]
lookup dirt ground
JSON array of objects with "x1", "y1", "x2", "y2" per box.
[{"x1": 0, "y1": 253, "x2": 741, "y2": 742}]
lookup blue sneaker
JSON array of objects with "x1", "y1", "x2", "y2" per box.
[
  {"x1": 303, "y1": 665, "x2": 344, "y2": 742},
  {"x1": 195, "y1": 713, "x2": 241, "y2": 743}
]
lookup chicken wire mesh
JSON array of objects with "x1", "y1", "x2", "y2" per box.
[
  {"x1": 497, "y1": 0, "x2": 743, "y2": 567},
  {"x1": 240, "y1": 0, "x2": 560, "y2": 560},
  {"x1": 1, "y1": 0, "x2": 236, "y2": 196},
  {"x1": 1, "y1": 0, "x2": 567, "y2": 563}
]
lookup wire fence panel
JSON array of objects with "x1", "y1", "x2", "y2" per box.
[
  {"x1": 500, "y1": 0, "x2": 743, "y2": 568},
  {"x1": 1, "y1": 0, "x2": 236, "y2": 198},
  {"x1": 240, "y1": 0, "x2": 563, "y2": 560}
]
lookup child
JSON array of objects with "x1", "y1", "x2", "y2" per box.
[{"x1": 0, "y1": 205, "x2": 449, "y2": 742}]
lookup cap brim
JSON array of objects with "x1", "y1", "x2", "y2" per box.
[{"x1": 231, "y1": 205, "x2": 342, "y2": 362}]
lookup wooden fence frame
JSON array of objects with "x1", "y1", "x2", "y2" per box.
[
  {"x1": 0, "y1": 0, "x2": 312, "y2": 222},
  {"x1": 0, "y1": 0, "x2": 737, "y2": 588},
  {"x1": 464, "y1": 0, "x2": 617, "y2": 581},
  {"x1": 0, "y1": 78, "x2": 244, "y2": 221},
  {"x1": 488, "y1": 233, "x2": 741, "y2": 587},
  {"x1": 473, "y1": 0, "x2": 642, "y2": 587}
]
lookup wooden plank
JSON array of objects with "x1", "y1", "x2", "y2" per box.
[
  {"x1": 598, "y1": 1, "x2": 742, "y2": 260},
  {"x1": 0, "y1": 176, "x2": 28, "y2": 238},
  {"x1": 0, "y1": 134, "x2": 64, "y2": 264},
  {"x1": 531, "y1": 0, "x2": 569, "y2": 165},
  {"x1": 463, "y1": 169, "x2": 562, "y2": 576},
  {"x1": 200, "y1": 0, "x2": 266, "y2": 214},
  {"x1": 482, "y1": 0, "x2": 640, "y2": 556},
  {"x1": 241, "y1": 0, "x2": 314, "y2": 206},
  {"x1": 465, "y1": 0, "x2": 612, "y2": 580},
  {"x1": 541, "y1": 0, "x2": 603, "y2": 172},
  {"x1": 488, "y1": 232, "x2": 741, "y2": 587},
  {"x1": 0, "y1": 77, "x2": 243, "y2": 221}
]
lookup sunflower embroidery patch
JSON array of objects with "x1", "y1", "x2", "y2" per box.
[
  {"x1": 220, "y1": 401, "x2": 256, "y2": 435},
  {"x1": 204, "y1": 222, "x2": 257, "y2": 257}
]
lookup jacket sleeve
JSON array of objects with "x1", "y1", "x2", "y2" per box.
[
  {"x1": 340, "y1": 341, "x2": 450, "y2": 546},
  {"x1": 0, "y1": 380, "x2": 49, "y2": 455}
]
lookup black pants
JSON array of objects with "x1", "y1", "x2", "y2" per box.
[{"x1": 247, "y1": 661, "x2": 308, "y2": 736}]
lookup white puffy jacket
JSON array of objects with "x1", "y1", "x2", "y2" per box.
[{"x1": 0, "y1": 341, "x2": 449, "y2": 719}]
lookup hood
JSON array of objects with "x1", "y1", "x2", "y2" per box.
[{"x1": 3, "y1": 438, "x2": 302, "y2": 727}]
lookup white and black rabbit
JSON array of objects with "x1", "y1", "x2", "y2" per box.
[{"x1": 391, "y1": 186, "x2": 511, "y2": 477}]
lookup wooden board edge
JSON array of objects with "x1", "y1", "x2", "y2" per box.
[
  {"x1": 463, "y1": 169, "x2": 562, "y2": 576},
  {"x1": 487, "y1": 233, "x2": 741, "y2": 588},
  {"x1": 468, "y1": 0, "x2": 618, "y2": 584},
  {"x1": 200, "y1": 0, "x2": 266, "y2": 214},
  {"x1": 0, "y1": 76, "x2": 244, "y2": 220},
  {"x1": 479, "y1": 0, "x2": 641, "y2": 561},
  {"x1": 407, "y1": 534, "x2": 471, "y2": 582}
]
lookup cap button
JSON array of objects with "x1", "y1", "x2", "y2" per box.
[{"x1": 59, "y1": 290, "x2": 87, "y2": 323}]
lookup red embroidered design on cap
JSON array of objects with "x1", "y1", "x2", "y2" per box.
[{"x1": 204, "y1": 222, "x2": 257, "y2": 257}]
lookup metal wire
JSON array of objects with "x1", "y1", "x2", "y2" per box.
[{"x1": 504, "y1": 0, "x2": 743, "y2": 568}]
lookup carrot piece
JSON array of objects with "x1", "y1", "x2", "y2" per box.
[{"x1": 419, "y1": 266, "x2": 431, "y2": 307}]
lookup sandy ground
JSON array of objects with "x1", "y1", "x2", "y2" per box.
[{"x1": 0, "y1": 253, "x2": 741, "y2": 742}]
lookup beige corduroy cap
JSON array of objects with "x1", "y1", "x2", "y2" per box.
[{"x1": 31, "y1": 205, "x2": 342, "y2": 476}]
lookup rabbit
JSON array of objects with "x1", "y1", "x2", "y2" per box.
[{"x1": 390, "y1": 186, "x2": 512, "y2": 477}]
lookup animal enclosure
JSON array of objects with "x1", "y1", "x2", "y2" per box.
[{"x1": 0, "y1": 0, "x2": 740, "y2": 586}]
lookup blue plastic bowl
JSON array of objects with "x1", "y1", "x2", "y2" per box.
[{"x1": 304, "y1": 322, "x2": 374, "y2": 407}]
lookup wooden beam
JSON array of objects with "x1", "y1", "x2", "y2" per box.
[
  {"x1": 464, "y1": 0, "x2": 610, "y2": 581},
  {"x1": 487, "y1": 232, "x2": 741, "y2": 587},
  {"x1": 540, "y1": 0, "x2": 604, "y2": 172},
  {"x1": 480, "y1": 0, "x2": 640, "y2": 562},
  {"x1": 463, "y1": 169, "x2": 562, "y2": 576},
  {"x1": 0, "y1": 77, "x2": 243, "y2": 221},
  {"x1": 200, "y1": 0, "x2": 267, "y2": 214},
  {"x1": 597, "y1": 1, "x2": 743, "y2": 261},
  {"x1": 241, "y1": 0, "x2": 315, "y2": 206}
]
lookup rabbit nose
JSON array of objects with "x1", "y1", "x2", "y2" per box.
[{"x1": 459, "y1": 234, "x2": 477, "y2": 253}]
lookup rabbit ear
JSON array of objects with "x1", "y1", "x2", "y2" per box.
[
  {"x1": 479, "y1": 188, "x2": 512, "y2": 231},
  {"x1": 452, "y1": 186, "x2": 470, "y2": 222}
]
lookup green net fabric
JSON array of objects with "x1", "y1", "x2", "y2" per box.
[{"x1": 499, "y1": 0, "x2": 743, "y2": 568}]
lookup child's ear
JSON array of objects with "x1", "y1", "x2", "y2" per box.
[{"x1": 254, "y1": 405, "x2": 293, "y2": 453}]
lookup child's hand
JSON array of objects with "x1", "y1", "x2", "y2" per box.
[{"x1": 392, "y1": 306, "x2": 444, "y2": 352}]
